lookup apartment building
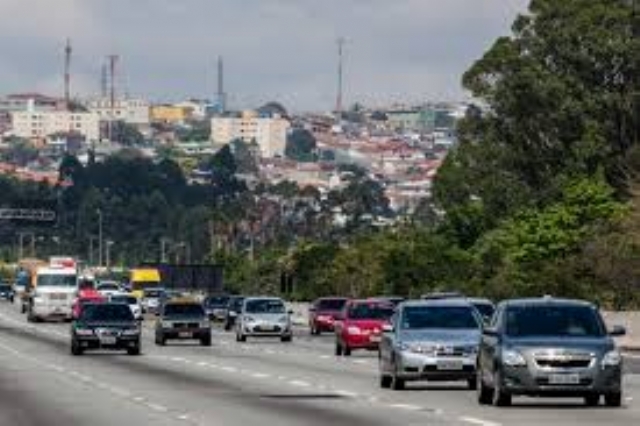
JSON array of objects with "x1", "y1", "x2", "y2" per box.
[
  {"x1": 211, "y1": 110, "x2": 289, "y2": 158},
  {"x1": 84, "y1": 97, "x2": 150, "y2": 126},
  {"x1": 11, "y1": 100, "x2": 100, "y2": 142}
]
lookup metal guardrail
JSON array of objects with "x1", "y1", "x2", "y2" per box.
[{"x1": 0, "y1": 208, "x2": 57, "y2": 222}]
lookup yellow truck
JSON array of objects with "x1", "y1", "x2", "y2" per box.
[{"x1": 129, "y1": 268, "x2": 162, "y2": 299}]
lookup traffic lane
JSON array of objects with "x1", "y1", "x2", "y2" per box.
[
  {"x1": 0, "y1": 335, "x2": 188, "y2": 426},
  {"x1": 5, "y1": 306, "x2": 640, "y2": 426},
  {"x1": 0, "y1": 321, "x2": 451, "y2": 426}
]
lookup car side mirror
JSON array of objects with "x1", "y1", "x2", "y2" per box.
[
  {"x1": 609, "y1": 325, "x2": 626, "y2": 337},
  {"x1": 382, "y1": 323, "x2": 394, "y2": 333},
  {"x1": 482, "y1": 327, "x2": 498, "y2": 337}
]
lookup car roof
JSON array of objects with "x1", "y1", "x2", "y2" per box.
[
  {"x1": 349, "y1": 298, "x2": 394, "y2": 306},
  {"x1": 164, "y1": 298, "x2": 201, "y2": 306},
  {"x1": 466, "y1": 298, "x2": 494, "y2": 305},
  {"x1": 244, "y1": 296, "x2": 284, "y2": 302},
  {"x1": 316, "y1": 296, "x2": 349, "y2": 301},
  {"x1": 399, "y1": 298, "x2": 476, "y2": 308},
  {"x1": 498, "y1": 297, "x2": 596, "y2": 309}
]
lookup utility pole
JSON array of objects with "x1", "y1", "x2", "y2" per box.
[
  {"x1": 64, "y1": 38, "x2": 72, "y2": 110},
  {"x1": 336, "y1": 37, "x2": 345, "y2": 117},
  {"x1": 107, "y1": 54, "x2": 119, "y2": 142}
]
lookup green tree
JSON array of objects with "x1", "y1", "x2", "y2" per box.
[{"x1": 285, "y1": 129, "x2": 317, "y2": 162}]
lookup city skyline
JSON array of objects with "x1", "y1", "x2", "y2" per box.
[{"x1": 0, "y1": 0, "x2": 528, "y2": 111}]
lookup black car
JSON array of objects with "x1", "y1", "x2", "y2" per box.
[
  {"x1": 224, "y1": 296, "x2": 245, "y2": 331},
  {"x1": 477, "y1": 297, "x2": 625, "y2": 407},
  {"x1": 0, "y1": 284, "x2": 14, "y2": 303},
  {"x1": 71, "y1": 303, "x2": 141, "y2": 356}
]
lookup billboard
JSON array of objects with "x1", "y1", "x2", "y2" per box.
[{"x1": 143, "y1": 263, "x2": 224, "y2": 294}]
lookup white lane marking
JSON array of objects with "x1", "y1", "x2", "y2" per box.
[
  {"x1": 252, "y1": 372, "x2": 270, "y2": 379},
  {"x1": 459, "y1": 417, "x2": 502, "y2": 426},
  {"x1": 319, "y1": 355, "x2": 331, "y2": 359},
  {"x1": 146, "y1": 403, "x2": 169, "y2": 412},
  {"x1": 221, "y1": 366, "x2": 237, "y2": 373},
  {"x1": 133, "y1": 396, "x2": 146, "y2": 402},
  {"x1": 288, "y1": 380, "x2": 311, "y2": 388},
  {"x1": 334, "y1": 390, "x2": 358, "y2": 398},
  {"x1": 197, "y1": 361, "x2": 208, "y2": 366},
  {"x1": 388, "y1": 403, "x2": 422, "y2": 411},
  {"x1": 352, "y1": 359, "x2": 368, "y2": 365}
]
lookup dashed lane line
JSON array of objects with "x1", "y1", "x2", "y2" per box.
[{"x1": 459, "y1": 416, "x2": 502, "y2": 426}]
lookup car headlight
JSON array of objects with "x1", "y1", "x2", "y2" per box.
[
  {"x1": 122, "y1": 328, "x2": 140, "y2": 336},
  {"x1": 502, "y1": 349, "x2": 527, "y2": 367},
  {"x1": 398, "y1": 342, "x2": 436, "y2": 355},
  {"x1": 75, "y1": 328, "x2": 94, "y2": 336},
  {"x1": 347, "y1": 326, "x2": 362, "y2": 335},
  {"x1": 602, "y1": 350, "x2": 622, "y2": 367}
]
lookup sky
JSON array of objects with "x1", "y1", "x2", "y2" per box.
[{"x1": 0, "y1": 0, "x2": 529, "y2": 112}]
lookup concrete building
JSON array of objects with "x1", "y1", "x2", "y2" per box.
[
  {"x1": 211, "y1": 110, "x2": 290, "y2": 158},
  {"x1": 84, "y1": 97, "x2": 150, "y2": 127},
  {"x1": 11, "y1": 101, "x2": 100, "y2": 143},
  {"x1": 151, "y1": 105, "x2": 191, "y2": 124}
]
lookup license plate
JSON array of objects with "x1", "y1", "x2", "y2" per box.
[
  {"x1": 437, "y1": 360, "x2": 464, "y2": 371},
  {"x1": 179, "y1": 332, "x2": 192, "y2": 338},
  {"x1": 100, "y1": 336, "x2": 117, "y2": 345},
  {"x1": 549, "y1": 374, "x2": 580, "y2": 385}
]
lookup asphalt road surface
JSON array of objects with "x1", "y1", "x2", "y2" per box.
[{"x1": 1, "y1": 302, "x2": 640, "y2": 426}]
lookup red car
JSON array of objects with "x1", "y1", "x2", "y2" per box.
[
  {"x1": 72, "y1": 289, "x2": 106, "y2": 318},
  {"x1": 309, "y1": 297, "x2": 349, "y2": 335},
  {"x1": 335, "y1": 299, "x2": 395, "y2": 356}
]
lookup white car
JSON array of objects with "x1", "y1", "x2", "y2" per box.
[
  {"x1": 109, "y1": 293, "x2": 143, "y2": 320},
  {"x1": 96, "y1": 281, "x2": 122, "y2": 297}
]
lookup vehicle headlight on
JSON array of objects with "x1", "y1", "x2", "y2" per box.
[
  {"x1": 347, "y1": 326, "x2": 362, "y2": 335},
  {"x1": 121, "y1": 329, "x2": 140, "y2": 336},
  {"x1": 502, "y1": 349, "x2": 527, "y2": 367},
  {"x1": 75, "y1": 328, "x2": 94, "y2": 336},
  {"x1": 602, "y1": 350, "x2": 622, "y2": 367}
]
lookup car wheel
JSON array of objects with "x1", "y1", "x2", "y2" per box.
[
  {"x1": 477, "y1": 372, "x2": 493, "y2": 405},
  {"x1": 467, "y1": 378, "x2": 477, "y2": 391},
  {"x1": 155, "y1": 334, "x2": 166, "y2": 346},
  {"x1": 281, "y1": 335, "x2": 292, "y2": 343},
  {"x1": 391, "y1": 375, "x2": 405, "y2": 391},
  {"x1": 492, "y1": 371, "x2": 511, "y2": 407},
  {"x1": 201, "y1": 336, "x2": 212, "y2": 347},
  {"x1": 380, "y1": 374, "x2": 392, "y2": 389},
  {"x1": 584, "y1": 394, "x2": 600, "y2": 407},
  {"x1": 604, "y1": 392, "x2": 622, "y2": 407},
  {"x1": 335, "y1": 342, "x2": 343, "y2": 356},
  {"x1": 71, "y1": 342, "x2": 83, "y2": 356},
  {"x1": 127, "y1": 346, "x2": 141, "y2": 356}
]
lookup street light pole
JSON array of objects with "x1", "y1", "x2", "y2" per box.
[
  {"x1": 106, "y1": 240, "x2": 114, "y2": 270},
  {"x1": 97, "y1": 209, "x2": 103, "y2": 267}
]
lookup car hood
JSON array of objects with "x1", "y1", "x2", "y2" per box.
[
  {"x1": 399, "y1": 329, "x2": 481, "y2": 345},
  {"x1": 36, "y1": 287, "x2": 76, "y2": 294},
  {"x1": 315, "y1": 310, "x2": 343, "y2": 318},
  {"x1": 345, "y1": 319, "x2": 388, "y2": 330},
  {"x1": 77, "y1": 321, "x2": 137, "y2": 329},
  {"x1": 506, "y1": 336, "x2": 614, "y2": 352}
]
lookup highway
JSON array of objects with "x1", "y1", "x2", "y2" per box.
[{"x1": 1, "y1": 302, "x2": 640, "y2": 426}]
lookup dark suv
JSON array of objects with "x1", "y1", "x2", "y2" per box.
[{"x1": 477, "y1": 297, "x2": 625, "y2": 407}]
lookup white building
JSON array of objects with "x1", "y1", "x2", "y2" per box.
[
  {"x1": 84, "y1": 97, "x2": 150, "y2": 127},
  {"x1": 211, "y1": 110, "x2": 289, "y2": 158},
  {"x1": 11, "y1": 101, "x2": 100, "y2": 142}
]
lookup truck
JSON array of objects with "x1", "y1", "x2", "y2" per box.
[
  {"x1": 25, "y1": 257, "x2": 79, "y2": 322},
  {"x1": 129, "y1": 268, "x2": 162, "y2": 300}
]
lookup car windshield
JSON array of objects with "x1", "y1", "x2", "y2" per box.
[
  {"x1": 505, "y1": 305, "x2": 606, "y2": 338},
  {"x1": 98, "y1": 283, "x2": 119, "y2": 291},
  {"x1": 347, "y1": 303, "x2": 394, "y2": 320},
  {"x1": 206, "y1": 296, "x2": 230, "y2": 307},
  {"x1": 163, "y1": 304, "x2": 205, "y2": 318},
  {"x1": 245, "y1": 299, "x2": 286, "y2": 314},
  {"x1": 317, "y1": 299, "x2": 347, "y2": 311},
  {"x1": 37, "y1": 274, "x2": 77, "y2": 287},
  {"x1": 111, "y1": 296, "x2": 137, "y2": 305},
  {"x1": 472, "y1": 302, "x2": 495, "y2": 319},
  {"x1": 0, "y1": 285, "x2": 11, "y2": 291},
  {"x1": 80, "y1": 304, "x2": 134, "y2": 322},
  {"x1": 144, "y1": 289, "x2": 164, "y2": 298},
  {"x1": 401, "y1": 306, "x2": 480, "y2": 330},
  {"x1": 229, "y1": 298, "x2": 245, "y2": 310}
]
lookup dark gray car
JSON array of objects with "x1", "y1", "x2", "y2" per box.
[
  {"x1": 379, "y1": 299, "x2": 483, "y2": 390},
  {"x1": 477, "y1": 297, "x2": 625, "y2": 407}
]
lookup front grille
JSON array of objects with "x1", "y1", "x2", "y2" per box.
[
  {"x1": 173, "y1": 322, "x2": 200, "y2": 329},
  {"x1": 255, "y1": 325, "x2": 282, "y2": 332},
  {"x1": 536, "y1": 359, "x2": 591, "y2": 368},
  {"x1": 423, "y1": 365, "x2": 474, "y2": 373},
  {"x1": 435, "y1": 346, "x2": 472, "y2": 357}
]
